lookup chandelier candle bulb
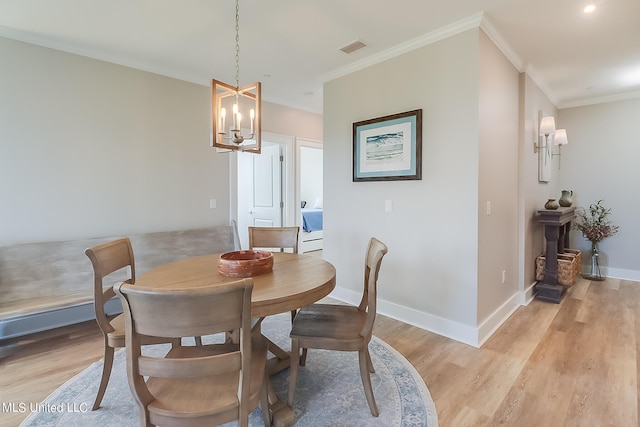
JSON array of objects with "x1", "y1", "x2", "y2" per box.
[
  {"x1": 220, "y1": 108, "x2": 226, "y2": 134},
  {"x1": 233, "y1": 103, "x2": 238, "y2": 130}
]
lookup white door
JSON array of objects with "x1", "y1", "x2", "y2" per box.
[{"x1": 237, "y1": 143, "x2": 282, "y2": 248}]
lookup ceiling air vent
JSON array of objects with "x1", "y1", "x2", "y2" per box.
[{"x1": 339, "y1": 39, "x2": 367, "y2": 54}]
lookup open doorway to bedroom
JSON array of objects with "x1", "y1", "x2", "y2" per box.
[{"x1": 296, "y1": 139, "x2": 323, "y2": 254}]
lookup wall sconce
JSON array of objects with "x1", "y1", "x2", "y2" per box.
[
  {"x1": 534, "y1": 116, "x2": 555, "y2": 154},
  {"x1": 536, "y1": 113, "x2": 555, "y2": 182},
  {"x1": 535, "y1": 113, "x2": 569, "y2": 181},
  {"x1": 552, "y1": 128, "x2": 568, "y2": 168}
]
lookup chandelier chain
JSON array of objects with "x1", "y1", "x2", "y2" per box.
[{"x1": 234, "y1": 0, "x2": 240, "y2": 89}]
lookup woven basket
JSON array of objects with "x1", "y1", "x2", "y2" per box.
[
  {"x1": 563, "y1": 248, "x2": 582, "y2": 278},
  {"x1": 535, "y1": 249, "x2": 581, "y2": 286}
]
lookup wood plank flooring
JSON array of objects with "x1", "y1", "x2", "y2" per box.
[{"x1": 1, "y1": 275, "x2": 638, "y2": 426}]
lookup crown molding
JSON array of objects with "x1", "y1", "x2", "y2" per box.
[
  {"x1": 321, "y1": 13, "x2": 484, "y2": 84},
  {"x1": 557, "y1": 90, "x2": 640, "y2": 109},
  {"x1": 0, "y1": 25, "x2": 209, "y2": 86}
]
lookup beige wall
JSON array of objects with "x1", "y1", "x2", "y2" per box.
[
  {"x1": 558, "y1": 99, "x2": 640, "y2": 280},
  {"x1": 477, "y1": 31, "x2": 520, "y2": 332},
  {"x1": 517, "y1": 80, "x2": 640, "y2": 288},
  {"x1": 0, "y1": 37, "x2": 322, "y2": 246},
  {"x1": 324, "y1": 29, "x2": 493, "y2": 345},
  {"x1": 519, "y1": 74, "x2": 558, "y2": 298},
  {"x1": 263, "y1": 102, "x2": 322, "y2": 142}
]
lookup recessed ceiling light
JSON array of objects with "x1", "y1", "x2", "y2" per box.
[{"x1": 584, "y1": 4, "x2": 596, "y2": 13}]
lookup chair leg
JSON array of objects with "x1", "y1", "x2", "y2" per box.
[
  {"x1": 358, "y1": 348, "x2": 379, "y2": 417},
  {"x1": 260, "y1": 370, "x2": 271, "y2": 427},
  {"x1": 92, "y1": 342, "x2": 115, "y2": 410},
  {"x1": 366, "y1": 346, "x2": 375, "y2": 373},
  {"x1": 300, "y1": 348, "x2": 308, "y2": 366},
  {"x1": 287, "y1": 338, "x2": 301, "y2": 406}
]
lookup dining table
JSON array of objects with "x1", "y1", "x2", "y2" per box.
[{"x1": 136, "y1": 251, "x2": 336, "y2": 427}]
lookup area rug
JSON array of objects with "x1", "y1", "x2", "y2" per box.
[{"x1": 20, "y1": 313, "x2": 438, "y2": 426}]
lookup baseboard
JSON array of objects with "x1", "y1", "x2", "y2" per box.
[
  {"x1": 477, "y1": 291, "x2": 521, "y2": 347},
  {"x1": 597, "y1": 267, "x2": 640, "y2": 282},
  {"x1": 0, "y1": 298, "x2": 122, "y2": 340},
  {"x1": 522, "y1": 281, "x2": 537, "y2": 305},
  {"x1": 330, "y1": 287, "x2": 481, "y2": 347},
  {"x1": 330, "y1": 285, "x2": 532, "y2": 348}
]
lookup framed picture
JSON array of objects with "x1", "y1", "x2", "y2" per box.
[{"x1": 353, "y1": 109, "x2": 422, "y2": 182}]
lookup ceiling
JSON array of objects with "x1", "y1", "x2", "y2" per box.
[{"x1": 1, "y1": 0, "x2": 639, "y2": 114}]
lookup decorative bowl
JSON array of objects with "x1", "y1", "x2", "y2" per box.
[{"x1": 218, "y1": 250, "x2": 274, "y2": 278}]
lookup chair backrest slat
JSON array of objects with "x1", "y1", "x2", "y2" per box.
[
  {"x1": 138, "y1": 352, "x2": 241, "y2": 378},
  {"x1": 248, "y1": 226, "x2": 299, "y2": 253}
]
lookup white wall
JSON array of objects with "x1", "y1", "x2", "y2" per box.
[
  {"x1": 300, "y1": 146, "x2": 323, "y2": 207},
  {"x1": 324, "y1": 29, "x2": 486, "y2": 345},
  {"x1": 558, "y1": 99, "x2": 640, "y2": 280}
]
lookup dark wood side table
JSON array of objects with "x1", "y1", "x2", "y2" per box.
[{"x1": 535, "y1": 206, "x2": 576, "y2": 303}]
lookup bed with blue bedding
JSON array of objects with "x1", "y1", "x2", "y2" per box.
[
  {"x1": 300, "y1": 208, "x2": 323, "y2": 252},
  {"x1": 301, "y1": 208, "x2": 323, "y2": 232}
]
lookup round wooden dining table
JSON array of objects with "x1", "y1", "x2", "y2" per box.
[
  {"x1": 136, "y1": 252, "x2": 336, "y2": 318},
  {"x1": 135, "y1": 251, "x2": 335, "y2": 426}
]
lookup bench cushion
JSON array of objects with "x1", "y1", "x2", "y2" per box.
[{"x1": 0, "y1": 227, "x2": 236, "y2": 324}]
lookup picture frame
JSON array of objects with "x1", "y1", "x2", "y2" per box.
[{"x1": 353, "y1": 109, "x2": 422, "y2": 182}]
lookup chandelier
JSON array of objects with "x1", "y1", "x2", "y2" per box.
[{"x1": 211, "y1": 0, "x2": 261, "y2": 153}]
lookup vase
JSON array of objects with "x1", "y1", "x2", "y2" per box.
[
  {"x1": 584, "y1": 242, "x2": 605, "y2": 281},
  {"x1": 559, "y1": 190, "x2": 573, "y2": 207},
  {"x1": 544, "y1": 199, "x2": 559, "y2": 210}
]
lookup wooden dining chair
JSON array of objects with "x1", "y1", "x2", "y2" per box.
[
  {"x1": 248, "y1": 226, "x2": 300, "y2": 254},
  {"x1": 248, "y1": 225, "x2": 301, "y2": 372},
  {"x1": 85, "y1": 237, "x2": 178, "y2": 410},
  {"x1": 248, "y1": 225, "x2": 301, "y2": 323},
  {"x1": 287, "y1": 237, "x2": 388, "y2": 416},
  {"x1": 114, "y1": 278, "x2": 271, "y2": 427}
]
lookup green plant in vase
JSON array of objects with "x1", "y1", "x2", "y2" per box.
[{"x1": 574, "y1": 200, "x2": 619, "y2": 280}]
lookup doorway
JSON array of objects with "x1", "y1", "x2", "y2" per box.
[{"x1": 235, "y1": 133, "x2": 295, "y2": 249}]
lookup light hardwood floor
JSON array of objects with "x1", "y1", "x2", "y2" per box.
[{"x1": 1, "y1": 275, "x2": 638, "y2": 426}]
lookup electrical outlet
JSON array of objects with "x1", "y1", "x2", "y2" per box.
[
  {"x1": 502, "y1": 270, "x2": 506, "y2": 284},
  {"x1": 486, "y1": 201, "x2": 491, "y2": 216}
]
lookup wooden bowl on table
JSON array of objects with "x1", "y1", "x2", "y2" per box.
[{"x1": 218, "y1": 250, "x2": 274, "y2": 278}]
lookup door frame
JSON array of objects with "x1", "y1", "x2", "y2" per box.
[{"x1": 230, "y1": 132, "x2": 295, "y2": 246}]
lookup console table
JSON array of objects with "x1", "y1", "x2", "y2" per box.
[{"x1": 535, "y1": 206, "x2": 576, "y2": 303}]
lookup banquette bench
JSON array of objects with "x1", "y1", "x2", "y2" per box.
[{"x1": 0, "y1": 225, "x2": 240, "y2": 340}]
